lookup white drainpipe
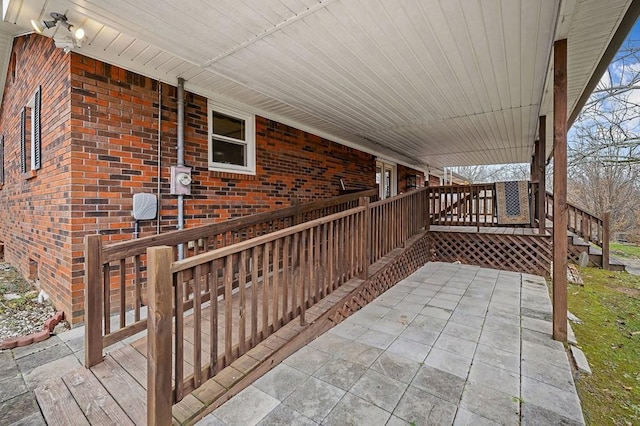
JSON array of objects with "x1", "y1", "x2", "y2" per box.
[{"x1": 177, "y1": 78, "x2": 185, "y2": 259}]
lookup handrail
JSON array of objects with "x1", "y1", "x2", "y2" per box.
[
  {"x1": 145, "y1": 188, "x2": 430, "y2": 422},
  {"x1": 427, "y1": 183, "x2": 496, "y2": 227},
  {"x1": 84, "y1": 188, "x2": 377, "y2": 367},
  {"x1": 544, "y1": 191, "x2": 604, "y2": 245}
]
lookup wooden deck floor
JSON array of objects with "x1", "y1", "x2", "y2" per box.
[
  {"x1": 34, "y1": 254, "x2": 379, "y2": 425},
  {"x1": 430, "y1": 224, "x2": 548, "y2": 236}
]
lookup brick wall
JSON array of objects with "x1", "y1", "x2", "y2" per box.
[
  {"x1": 397, "y1": 165, "x2": 425, "y2": 193},
  {"x1": 0, "y1": 35, "x2": 73, "y2": 315},
  {"x1": 66, "y1": 55, "x2": 376, "y2": 322},
  {"x1": 428, "y1": 174, "x2": 441, "y2": 186}
]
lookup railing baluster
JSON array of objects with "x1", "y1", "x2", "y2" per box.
[
  {"x1": 272, "y1": 240, "x2": 280, "y2": 332},
  {"x1": 209, "y1": 260, "x2": 218, "y2": 375},
  {"x1": 193, "y1": 264, "x2": 202, "y2": 388},
  {"x1": 224, "y1": 254, "x2": 233, "y2": 366},
  {"x1": 239, "y1": 250, "x2": 247, "y2": 353}
]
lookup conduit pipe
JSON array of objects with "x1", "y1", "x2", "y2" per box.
[
  {"x1": 177, "y1": 78, "x2": 185, "y2": 259},
  {"x1": 156, "y1": 82, "x2": 162, "y2": 234}
]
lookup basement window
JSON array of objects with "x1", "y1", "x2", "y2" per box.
[
  {"x1": 21, "y1": 86, "x2": 42, "y2": 178},
  {"x1": 208, "y1": 100, "x2": 255, "y2": 175}
]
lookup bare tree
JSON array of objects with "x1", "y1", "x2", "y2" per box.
[
  {"x1": 453, "y1": 163, "x2": 530, "y2": 184},
  {"x1": 568, "y1": 37, "x2": 640, "y2": 239}
]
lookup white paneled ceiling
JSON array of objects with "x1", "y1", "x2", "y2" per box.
[{"x1": 0, "y1": 0, "x2": 636, "y2": 168}]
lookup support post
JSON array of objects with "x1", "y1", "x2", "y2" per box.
[
  {"x1": 359, "y1": 196, "x2": 371, "y2": 280},
  {"x1": 291, "y1": 197, "x2": 301, "y2": 226},
  {"x1": 552, "y1": 39, "x2": 568, "y2": 343},
  {"x1": 603, "y1": 212, "x2": 611, "y2": 270},
  {"x1": 425, "y1": 187, "x2": 431, "y2": 232},
  {"x1": 85, "y1": 234, "x2": 104, "y2": 368},
  {"x1": 147, "y1": 246, "x2": 173, "y2": 426},
  {"x1": 538, "y1": 116, "x2": 547, "y2": 235},
  {"x1": 530, "y1": 142, "x2": 539, "y2": 229}
]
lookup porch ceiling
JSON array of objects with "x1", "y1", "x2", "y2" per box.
[{"x1": 1, "y1": 0, "x2": 635, "y2": 169}]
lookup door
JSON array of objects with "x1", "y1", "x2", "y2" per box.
[{"x1": 376, "y1": 160, "x2": 396, "y2": 199}]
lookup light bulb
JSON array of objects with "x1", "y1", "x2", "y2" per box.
[
  {"x1": 31, "y1": 19, "x2": 44, "y2": 34},
  {"x1": 74, "y1": 27, "x2": 85, "y2": 40}
]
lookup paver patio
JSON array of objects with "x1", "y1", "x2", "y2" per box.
[{"x1": 201, "y1": 262, "x2": 584, "y2": 425}]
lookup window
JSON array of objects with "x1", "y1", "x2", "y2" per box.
[
  {"x1": 21, "y1": 86, "x2": 41, "y2": 176},
  {"x1": 208, "y1": 101, "x2": 255, "y2": 174}
]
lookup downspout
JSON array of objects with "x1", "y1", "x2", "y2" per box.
[
  {"x1": 177, "y1": 78, "x2": 185, "y2": 259},
  {"x1": 157, "y1": 82, "x2": 162, "y2": 234}
]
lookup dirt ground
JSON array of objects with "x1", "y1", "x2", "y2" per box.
[{"x1": 0, "y1": 259, "x2": 56, "y2": 341}]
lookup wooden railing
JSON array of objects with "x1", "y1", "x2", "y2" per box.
[
  {"x1": 370, "y1": 187, "x2": 429, "y2": 264},
  {"x1": 428, "y1": 184, "x2": 496, "y2": 226},
  {"x1": 84, "y1": 189, "x2": 377, "y2": 367},
  {"x1": 144, "y1": 189, "x2": 429, "y2": 422},
  {"x1": 544, "y1": 192, "x2": 610, "y2": 267}
]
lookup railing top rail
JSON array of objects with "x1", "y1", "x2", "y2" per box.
[
  {"x1": 545, "y1": 191, "x2": 602, "y2": 222},
  {"x1": 171, "y1": 205, "x2": 367, "y2": 273},
  {"x1": 370, "y1": 186, "x2": 428, "y2": 208},
  {"x1": 102, "y1": 188, "x2": 376, "y2": 262},
  {"x1": 428, "y1": 183, "x2": 495, "y2": 191}
]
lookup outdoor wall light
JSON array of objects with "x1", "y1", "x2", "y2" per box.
[{"x1": 31, "y1": 12, "x2": 84, "y2": 40}]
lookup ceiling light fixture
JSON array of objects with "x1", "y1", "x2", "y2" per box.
[{"x1": 32, "y1": 12, "x2": 85, "y2": 40}]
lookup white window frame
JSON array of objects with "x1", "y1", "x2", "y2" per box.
[{"x1": 207, "y1": 100, "x2": 256, "y2": 175}]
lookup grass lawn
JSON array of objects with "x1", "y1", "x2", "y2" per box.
[
  {"x1": 610, "y1": 242, "x2": 640, "y2": 259},
  {"x1": 568, "y1": 266, "x2": 640, "y2": 425}
]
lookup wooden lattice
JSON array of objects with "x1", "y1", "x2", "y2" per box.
[
  {"x1": 426, "y1": 231, "x2": 552, "y2": 276},
  {"x1": 331, "y1": 233, "x2": 430, "y2": 323}
]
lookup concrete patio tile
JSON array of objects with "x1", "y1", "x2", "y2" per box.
[
  {"x1": 283, "y1": 345, "x2": 332, "y2": 375},
  {"x1": 336, "y1": 341, "x2": 383, "y2": 368},
  {"x1": 481, "y1": 319, "x2": 521, "y2": 338},
  {"x1": 427, "y1": 298, "x2": 458, "y2": 310},
  {"x1": 442, "y1": 322, "x2": 482, "y2": 343},
  {"x1": 283, "y1": 377, "x2": 345, "y2": 423},
  {"x1": 13, "y1": 336, "x2": 64, "y2": 360},
  {"x1": 520, "y1": 402, "x2": 584, "y2": 426},
  {"x1": 57, "y1": 326, "x2": 85, "y2": 342},
  {"x1": 309, "y1": 333, "x2": 353, "y2": 355},
  {"x1": 432, "y1": 293, "x2": 463, "y2": 303},
  {"x1": 323, "y1": 392, "x2": 391, "y2": 426},
  {"x1": 521, "y1": 355, "x2": 575, "y2": 393},
  {"x1": 453, "y1": 408, "x2": 501, "y2": 426},
  {"x1": 488, "y1": 301, "x2": 520, "y2": 316},
  {"x1": 434, "y1": 333, "x2": 477, "y2": 359},
  {"x1": 370, "y1": 318, "x2": 408, "y2": 337},
  {"x1": 402, "y1": 293, "x2": 432, "y2": 305},
  {"x1": 521, "y1": 376, "x2": 584, "y2": 423},
  {"x1": 521, "y1": 316, "x2": 552, "y2": 334},
  {"x1": 0, "y1": 372, "x2": 27, "y2": 403},
  {"x1": 312, "y1": 357, "x2": 366, "y2": 391},
  {"x1": 393, "y1": 300, "x2": 427, "y2": 314},
  {"x1": 359, "y1": 304, "x2": 392, "y2": 318},
  {"x1": 328, "y1": 321, "x2": 368, "y2": 340},
  {"x1": 456, "y1": 298, "x2": 488, "y2": 317},
  {"x1": 370, "y1": 351, "x2": 421, "y2": 384},
  {"x1": 448, "y1": 311, "x2": 485, "y2": 329},
  {"x1": 479, "y1": 329, "x2": 520, "y2": 354},
  {"x1": 349, "y1": 369, "x2": 407, "y2": 412},
  {"x1": 386, "y1": 337, "x2": 431, "y2": 363},
  {"x1": 393, "y1": 385, "x2": 457, "y2": 424},
  {"x1": 411, "y1": 366, "x2": 465, "y2": 404},
  {"x1": 11, "y1": 411, "x2": 46, "y2": 426},
  {"x1": 439, "y1": 285, "x2": 467, "y2": 295},
  {"x1": 400, "y1": 326, "x2": 440, "y2": 347},
  {"x1": 424, "y1": 347, "x2": 472, "y2": 379},
  {"x1": 474, "y1": 343, "x2": 520, "y2": 374},
  {"x1": 21, "y1": 354, "x2": 81, "y2": 391},
  {"x1": 419, "y1": 306, "x2": 452, "y2": 320},
  {"x1": 256, "y1": 404, "x2": 317, "y2": 426},
  {"x1": 396, "y1": 280, "x2": 420, "y2": 289},
  {"x1": 0, "y1": 392, "x2": 43, "y2": 425},
  {"x1": 373, "y1": 293, "x2": 405, "y2": 308},
  {"x1": 521, "y1": 334, "x2": 567, "y2": 359},
  {"x1": 459, "y1": 382, "x2": 520, "y2": 425},
  {"x1": 467, "y1": 361, "x2": 519, "y2": 396},
  {"x1": 254, "y1": 363, "x2": 309, "y2": 400},
  {"x1": 207, "y1": 386, "x2": 280, "y2": 426},
  {"x1": 386, "y1": 415, "x2": 411, "y2": 425},
  {"x1": 520, "y1": 307, "x2": 552, "y2": 321},
  {"x1": 383, "y1": 309, "x2": 418, "y2": 326},
  {"x1": 410, "y1": 286, "x2": 439, "y2": 297},
  {"x1": 356, "y1": 329, "x2": 396, "y2": 350},
  {"x1": 197, "y1": 414, "x2": 226, "y2": 425}
]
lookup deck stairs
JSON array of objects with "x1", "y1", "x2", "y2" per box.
[{"x1": 567, "y1": 233, "x2": 626, "y2": 272}]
